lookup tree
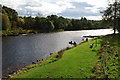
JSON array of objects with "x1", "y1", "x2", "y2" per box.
[
  {"x1": 34, "y1": 16, "x2": 41, "y2": 30},
  {"x1": 18, "y1": 17, "x2": 25, "y2": 28},
  {"x1": 2, "y1": 13, "x2": 11, "y2": 30},
  {"x1": 2, "y1": 6, "x2": 19, "y2": 28},
  {"x1": 34, "y1": 17, "x2": 54, "y2": 32},
  {"x1": 102, "y1": 0, "x2": 120, "y2": 33},
  {"x1": 116, "y1": 17, "x2": 120, "y2": 32},
  {"x1": 47, "y1": 15, "x2": 58, "y2": 21},
  {"x1": 81, "y1": 17, "x2": 87, "y2": 21},
  {"x1": 24, "y1": 16, "x2": 35, "y2": 29},
  {"x1": 58, "y1": 16, "x2": 70, "y2": 29},
  {"x1": 39, "y1": 18, "x2": 54, "y2": 32},
  {"x1": 47, "y1": 15, "x2": 58, "y2": 29},
  {"x1": 46, "y1": 21, "x2": 54, "y2": 31},
  {"x1": 2, "y1": 6, "x2": 18, "y2": 22}
]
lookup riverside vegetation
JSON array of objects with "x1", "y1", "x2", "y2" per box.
[
  {"x1": 91, "y1": 34, "x2": 120, "y2": 78},
  {"x1": 9, "y1": 34, "x2": 119, "y2": 78},
  {"x1": 1, "y1": 5, "x2": 111, "y2": 37},
  {"x1": 1, "y1": 1, "x2": 120, "y2": 79},
  {"x1": 1, "y1": 2, "x2": 120, "y2": 36}
]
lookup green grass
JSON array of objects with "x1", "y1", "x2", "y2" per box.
[
  {"x1": 91, "y1": 34, "x2": 120, "y2": 78},
  {"x1": 11, "y1": 39, "x2": 101, "y2": 78},
  {"x1": 9, "y1": 34, "x2": 120, "y2": 79}
]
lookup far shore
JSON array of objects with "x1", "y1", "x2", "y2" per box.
[{"x1": 2, "y1": 28, "x2": 111, "y2": 37}]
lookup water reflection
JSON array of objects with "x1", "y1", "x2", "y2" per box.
[{"x1": 2, "y1": 29, "x2": 114, "y2": 77}]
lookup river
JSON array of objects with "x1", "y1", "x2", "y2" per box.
[{"x1": 2, "y1": 29, "x2": 114, "y2": 77}]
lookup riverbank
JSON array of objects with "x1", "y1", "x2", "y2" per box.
[
  {"x1": 8, "y1": 34, "x2": 120, "y2": 79},
  {"x1": 9, "y1": 37, "x2": 101, "y2": 78},
  {"x1": 2, "y1": 28, "x2": 110, "y2": 37},
  {"x1": 2, "y1": 28, "x2": 64, "y2": 37},
  {"x1": 91, "y1": 34, "x2": 120, "y2": 78},
  {"x1": 2, "y1": 28, "x2": 38, "y2": 37}
]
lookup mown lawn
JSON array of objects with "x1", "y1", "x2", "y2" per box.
[{"x1": 11, "y1": 38, "x2": 101, "y2": 78}]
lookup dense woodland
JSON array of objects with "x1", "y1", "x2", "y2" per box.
[
  {"x1": 0, "y1": 5, "x2": 111, "y2": 36},
  {"x1": 0, "y1": 3, "x2": 120, "y2": 36}
]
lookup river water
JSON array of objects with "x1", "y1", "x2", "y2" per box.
[{"x1": 2, "y1": 29, "x2": 114, "y2": 77}]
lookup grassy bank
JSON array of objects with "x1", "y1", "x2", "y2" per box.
[
  {"x1": 10, "y1": 38, "x2": 101, "y2": 78},
  {"x1": 9, "y1": 34, "x2": 119, "y2": 78},
  {"x1": 91, "y1": 34, "x2": 120, "y2": 78}
]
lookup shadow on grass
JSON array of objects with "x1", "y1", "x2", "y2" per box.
[{"x1": 91, "y1": 50, "x2": 98, "y2": 52}]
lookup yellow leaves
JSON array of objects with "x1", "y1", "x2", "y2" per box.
[{"x1": 18, "y1": 18, "x2": 25, "y2": 23}]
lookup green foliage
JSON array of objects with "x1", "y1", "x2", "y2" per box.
[
  {"x1": 47, "y1": 15, "x2": 58, "y2": 21},
  {"x1": 2, "y1": 5, "x2": 19, "y2": 29},
  {"x1": 34, "y1": 16, "x2": 41, "y2": 29},
  {"x1": 39, "y1": 18, "x2": 54, "y2": 31},
  {"x1": 65, "y1": 19, "x2": 102, "y2": 30},
  {"x1": 24, "y1": 16, "x2": 35, "y2": 29},
  {"x1": 2, "y1": 13, "x2": 11, "y2": 30},
  {"x1": 2, "y1": 28, "x2": 37, "y2": 36},
  {"x1": 2, "y1": 6, "x2": 18, "y2": 22},
  {"x1": 1, "y1": 5, "x2": 108, "y2": 36},
  {"x1": 102, "y1": 2, "x2": 120, "y2": 20},
  {"x1": 34, "y1": 17, "x2": 54, "y2": 32},
  {"x1": 102, "y1": 1, "x2": 120, "y2": 33},
  {"x1": 91, "y1": 34, "x2": 120, "y2": 78},
  {"x1": 48, "y1": 21, "x2": 55, "y2": 31},
  {"x1": 18, "y1": 17, "x2": 25, "y2": 28}
]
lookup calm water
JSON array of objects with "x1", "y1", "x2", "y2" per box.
[{"x1": 2, "y1": 29, "x2": 114, "y2": 77}]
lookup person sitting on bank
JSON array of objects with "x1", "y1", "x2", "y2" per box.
[
  {"x1": 86, "y1": 38, "x2": 88, "y2": 42},
  {"x1": 69, "y1": 41, "x2": 72, "y2": 44},
  {"x1": 73, "y1": 42, "x2": 77, "y2": 46}
]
